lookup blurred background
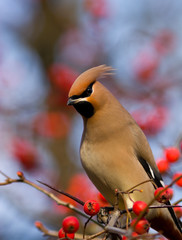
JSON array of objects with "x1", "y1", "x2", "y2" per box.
[{"x1": 0, "y1": 0, "x2": 182, "y2": 239}]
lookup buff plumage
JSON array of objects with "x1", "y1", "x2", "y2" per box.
[{"x1": 68, "y1": 65, "x2": 182, "y2": 240}]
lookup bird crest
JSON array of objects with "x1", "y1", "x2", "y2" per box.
[{"x1": 68, "y1": 65, "x2": 115, "y2": 97}]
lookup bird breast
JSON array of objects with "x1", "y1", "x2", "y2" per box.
[{"x1": 80, "y1": 137, "x2": 155, "y2": 209}]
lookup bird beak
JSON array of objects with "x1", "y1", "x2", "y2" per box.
[
  {"x1": 67, "y1": 97, "x2": 81, "y2": 106},
  {"x1": 67, "y1": 97, "x2": 87, "y2": 106},
  {"x1": 67, "y1": 97, "x2": 75, "y2": 106}
]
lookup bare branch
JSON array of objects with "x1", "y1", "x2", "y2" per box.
[{"x1": 0, "y1": 170, "x2": 103, "y2": 228}]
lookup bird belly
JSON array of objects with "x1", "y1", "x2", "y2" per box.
[
  {"x1": 80, "y1": 141, "x2": 155, "y2": 210},
  {"x1": 80, "y1": 142, "x2": 122, "y2": 206}
]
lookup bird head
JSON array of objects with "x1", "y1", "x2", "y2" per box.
[{"x1": 67, "y1": 65, "x2": 115, "y2": 118}]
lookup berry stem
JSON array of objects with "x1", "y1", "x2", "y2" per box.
[{"x1": 83, "y1": 216, "x2": 92, "y2": 238}]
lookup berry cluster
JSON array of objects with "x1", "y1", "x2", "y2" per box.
[
  {"x1": 122, "y1": 185, "x2": 182, "y2": 238},
  {"x1": 58, "y1": 200, "x2": 100, "y2": 239},
  {"x1": 156, "y1": 146, "x2": 182, "y2": 187},
  {"x1": 58, "y1": 216, "x2": 79, "y2": 239}
]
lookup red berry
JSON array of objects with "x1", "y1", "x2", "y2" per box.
[
  {"x1": 131, "y1": 218, "x2": 150, "y2": 234},
  {"x1": 174, "y1": 205, "x2": 182, "y2": 218},
  {"x1": 165, "y1": 187, "x2": 173, "y2": 200},
  {"x1": 133, "y1": 50, "x2": 159, "y2": 82},
  {"x1": 173, "y1": 173, "x2": 182, "y2": 187},
  {"x1": 132, "y1": 106, "x2": 167, "y2": 136},
  {"x1": 132, "y1": 201, "x2": 149, "y2": 216},
  {"x1": 48, "y1": 64, "x2": 78, "y2": 94},
  {"x1": 58, "y1": 228, "x2": 74, "y2": 239},
  {"x1": 62, "y1": 216, "x2": 79, "y2": 233},
  {"x1": 33, "y1": 112, "x2": 70, "y2": 139},
  {"x1": 154, "y1": 187, "x2": 171, "y2": 203},
  {"x1": 156, "y1": 158, "x2": 169, "y2": 174},
  {"x1": 84, "y1": 200, "x2": 100, "y2": 216},
  {"x1": 165, "y1": 147, "x2": 180, "y2": 163}
]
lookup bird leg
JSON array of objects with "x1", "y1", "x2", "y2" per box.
[{"x1": 97, "y1": 207, "x2": 113, "y2": 224}]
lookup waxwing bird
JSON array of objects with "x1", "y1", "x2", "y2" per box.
[{"x1": 67, "y1": 65, "x2": 182, "y2": 240}]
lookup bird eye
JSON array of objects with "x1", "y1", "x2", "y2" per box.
[
  {"x1": 86, "y1": 86, "x2": 92, "y2": 95},
  {"x1": 82, "y1": 82, "x2": 94, "y2": 98}
]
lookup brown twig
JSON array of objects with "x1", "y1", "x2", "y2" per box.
[
  {"x1": 126, "y1": 179, "x2": 157, "y2": 193},
  {"x1": 119, "y1": 192, "x2": 132, "y2": 230},
  {"x1": 0, "y1": 170, "x2": 103, "y2": 228},
  {"x1": 173, "y1": 198, "x2": 182, "y2": 205},
  {"x1": 104, "y1": 226, "x2": 127, "y2": 235},
  {"x1": 35, "y1": 221, "x2": 58, "y2": 237},
  {"x1": 86, "y1": 230, "x2": 106, "y2": 240},
  {"x1": 35, "y1": 220, "x2": 92, "y2": 239}
]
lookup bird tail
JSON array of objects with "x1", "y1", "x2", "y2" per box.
[{"x1": 150, "y1": 204, "x2": 182, "y2": 240}]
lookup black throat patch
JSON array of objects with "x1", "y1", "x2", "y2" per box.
[{"x1": 74, "y1": 101, "x2": 94, "y2": 118}]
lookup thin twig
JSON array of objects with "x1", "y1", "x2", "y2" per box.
[
  {"x1": 35, "y1": 221, "x2": 58, "y2": 237},
  {"x1": 173, "y1": 198, "x2": 182, "y2": 205},
  {"x1": 86, "y1": 230, "x2": 106, "y2": 240},
  {"x1": 126, "y1": 179, "x2": 157, "y2": 193},
  {"x1": 0, "y1": 170, "x2": 103, "y2": 228},
  {"x1": 83, "y1": 216, "x2": 92, "y2": 239},
  {"x1": 119, "y1": 192, "x2": 132, "y2": 230},
  {"x1": 105, "y1": 226, "x2": 127, "y2": 235},
  {"x1": 35, "y1": 221, "x2": 94, "y2": 239}
]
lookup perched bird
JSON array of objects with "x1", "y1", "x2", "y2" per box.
[{"x1": 67, "y1": 65, "x2": 182, "y2": 239}]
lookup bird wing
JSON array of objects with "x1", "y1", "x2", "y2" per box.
[{"x1": 136, "y1": 152, "x2": 182, "y2": 233}]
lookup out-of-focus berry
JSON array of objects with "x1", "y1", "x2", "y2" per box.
[
  {"x1": 174, "y1": 205, "x2": 182, "y2": 219},
  {"x1": 54, "y1": 173, "x2": 110, "y2": 215},
  {"x1": 33, "y1": 112, "x2": 70, "y2": 139},
  {"x1": 173, "y1": 173, "x2": 182, "y2": 187},
  {"x1": 133, "y1": 50, "x2": 159, "y2": 82},
  {"x1": 156, "y1": 158, "x2": 169, "y2": 174},
  {"x1": 12, "y1": 137, "x2": 38, "y2": 170},
  {"x1": 165, "y1": 147, "x2": 180, "y2": 163},
  {"x1": 132, "y1": 106, "x2": 168, "y2": 136},
  {"x1": 48, "y1": 64, "x2": 78, "y2": 94}
]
